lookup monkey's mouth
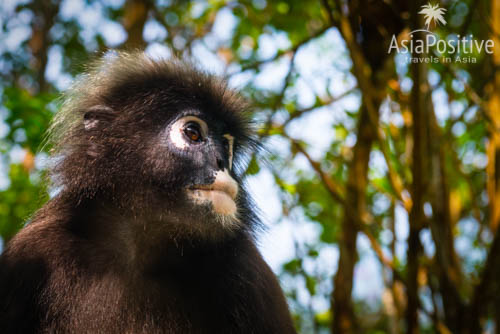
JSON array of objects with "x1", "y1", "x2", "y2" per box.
[
  {"x1": 189, "y1": 182, "x2": 238, "y2": 199},
  {"x1": 187, "y1": 170, "x2": 238, "y2": 216}
]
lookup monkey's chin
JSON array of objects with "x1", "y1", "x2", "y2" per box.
[{"x1": 187, "y1": 189, "x2": 237, "y2": 216}]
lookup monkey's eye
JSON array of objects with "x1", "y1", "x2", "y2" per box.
[{"x1": 183, "y1": 122, "x2": 203, "y2": 142}]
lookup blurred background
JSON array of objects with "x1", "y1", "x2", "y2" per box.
[{"x1": 0, "y1": 0, "x2": 499, "y2": 333}]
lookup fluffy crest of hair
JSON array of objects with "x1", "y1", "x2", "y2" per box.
[
  {"x1": 49, "y1": 51, "x2": 254, "y2": 153},
  {"x1": 46, "y1": 51, "x2": 259, "y2": 195}
]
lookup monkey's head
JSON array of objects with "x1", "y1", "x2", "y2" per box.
[{"x1": 49, "y1": 52, "x2": 259, "y2": 237}]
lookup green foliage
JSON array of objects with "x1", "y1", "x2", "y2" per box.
[
  {"x1": 0, "y1": 164, "x2": 48, "y2": 242},
  {"x1": 0, "y1": 86, "x2": 55, "y2": 242},
  {"x1": 245, "y1": 154, "x2": 261, "y2": 175},
  {"x1": 3, "y1": 88, "x2": 55, "y2": 152}
]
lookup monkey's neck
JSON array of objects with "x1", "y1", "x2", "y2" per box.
[{"x1": 59, "y1": 194, "x2": 246, "y2": 274}]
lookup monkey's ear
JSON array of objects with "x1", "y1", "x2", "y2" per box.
[{"x1": 83, "y1": 105, "x2": 114, "y2": 130}]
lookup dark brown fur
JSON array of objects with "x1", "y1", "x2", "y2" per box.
[{"x1": 0, "y1": 52, "x2": 296, "y2": 333}]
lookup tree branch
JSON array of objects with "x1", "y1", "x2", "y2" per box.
[{"x1": 234, "y1": 25, "x2": 332, "y2": 74}]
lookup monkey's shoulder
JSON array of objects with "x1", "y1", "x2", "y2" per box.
[
  {"x1": 0, "y1": 218, "x2": 64, "y2": 332},
  {"x1": 1, "y1": 213, "x2": 77, "y2": 262},
  {"x1": 0, "y1": 218, "x2": 296, "y2": 333}
]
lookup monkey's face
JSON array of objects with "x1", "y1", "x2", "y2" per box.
[
  {"x1": 135, "y1": 108, "x2": 245, "y2": 228},
  {"x1": 165, "y1": 113, "x2": 238, "y2": 217}
]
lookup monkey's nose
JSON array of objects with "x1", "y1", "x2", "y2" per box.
[{"x1": 211, "y1": 169, "x2": 238, "y2": 199}]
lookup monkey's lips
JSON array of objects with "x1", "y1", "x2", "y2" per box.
[{"x1": 187, "y1": 170, "x2": 238, "y2": 216}]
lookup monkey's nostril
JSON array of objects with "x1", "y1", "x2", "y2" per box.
[{"x1": 216, "y1": 157, "x2": 224, "y2": 170}]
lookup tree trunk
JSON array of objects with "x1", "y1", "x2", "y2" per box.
[
  {"x1": 428, "y1": 110, "x2": 465, "y2": 332},
  {"x1": 486, "y1": 0, "x2": 500, "y2": 233},
  {"x1": 121, "y1": 0, "x2": 152, "y2": 49},
  {"x1": 332, "y1": 103, "x2": 378, "y2": 334},
  {"x1": 407, "y1": 2, "x2": 427, "y2": 333},
  {"x1": 28, "y1": 0, "x2": 60, "y2": 92}
]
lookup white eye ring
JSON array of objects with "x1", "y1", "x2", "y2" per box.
[{"x1": 169, "y1": 116, "x2": 208, "y2": 149}]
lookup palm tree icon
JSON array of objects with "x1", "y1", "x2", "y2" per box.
[{"x1": 419, "y1": 3, "x2": 447, "y2": 30}]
